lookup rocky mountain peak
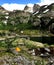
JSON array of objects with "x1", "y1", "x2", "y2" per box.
[
  {"x1": 24, "y1": 5, "x2": 29, "y2": 10},
  {"x1": 24, "y1": 4, "x2": 40, "y2": 13},
  {"x1": 33, "y1": 4, "x2": 40, "y2": 13},
  {"x1": 24, "y1": 5, "x2": 33, "y2": 13}
]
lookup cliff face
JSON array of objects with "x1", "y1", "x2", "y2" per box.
[
  {"x1": 32, "y1": 3, "x2": 54, "y2": 22},
  {"x1": 33, "y1": 4, "x2": 40, "y2": 13}
]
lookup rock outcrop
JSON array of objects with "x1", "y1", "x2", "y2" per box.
[{"x1": 33, "y1": 4, "x2": 40, "y2": 13}]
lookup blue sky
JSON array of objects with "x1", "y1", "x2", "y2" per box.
[{"x1": 0, "y1": 0, "x2": 41, "y2": 5}]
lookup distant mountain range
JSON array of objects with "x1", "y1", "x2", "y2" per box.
[
  {"x1": 0, "y1": 3, "x2": 54, "y2": 18},
  {"x1": 0, "y1": 3, "x2": 54, "y2": 34},
  {"x1": 0, "y1": 3, "x2": 54, "y2": 23},
  {"x1": 0, "y1": 3, "x2": 54, "y2": 13}
]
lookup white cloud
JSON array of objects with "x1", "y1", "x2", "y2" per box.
[
  {"x1": 2, "y1": 3, "x2": 26, "y2": 11},
  {"x1": 27, "y1": 3, "x2": 34, "y2": 7},
  {"x1": 2, "y1": 3, "x2": 33, "y2": 11},
  {"x1": 37, "y1": 0, "x2": 54, "y2": 6}
]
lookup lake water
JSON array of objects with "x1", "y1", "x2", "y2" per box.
[{"x1": 30, "y1": 36, "x2": 54, "y2": 45}]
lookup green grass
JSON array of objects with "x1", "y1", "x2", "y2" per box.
[{"x1": 18, "y1": 29, "x2": 42, "y2": 36}]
